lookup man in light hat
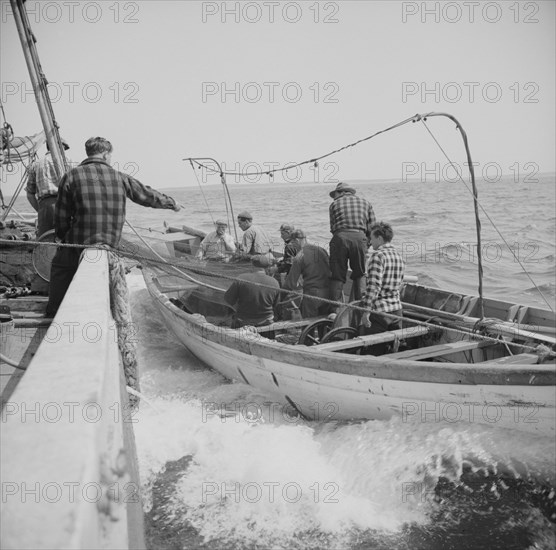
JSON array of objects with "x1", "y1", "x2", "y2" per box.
[
  {"x1": 196, "y1": 218, "x2": 236, "y2": 261},
  {"x1": 328, "y1": 182, "x2": 376, "y2": 311},
  {"x1": 235, "y1": 210, "x2": 273, "y2": 260},
  {"x1": 26, "y1": 138, "x2": 72, "y2": 238},
  {"x1": 224, "y1": 254, "x2": 280, "y2": 328}
]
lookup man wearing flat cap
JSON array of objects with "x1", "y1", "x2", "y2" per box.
[
  {"x1": 236, "y1": 210, "x2": 273, "y2": 259},
  {"x1": 328, "y1": 182, "x2": 376, "y2": 311},
  {"x1": 224, "y1": 254, "x2": 280, "y2": 328},
  {"x1": 196, "y1": 218, "x2": 236, "y2": 261}
]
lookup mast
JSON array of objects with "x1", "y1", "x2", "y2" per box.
[{"x1": 9, "y1": 0, "x2": 67, "y2": 178}]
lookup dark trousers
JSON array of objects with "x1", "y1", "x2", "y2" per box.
[
  {"x1": 329, "y1": 230, "x2": 368, "y2": 283},
  {"x1": 45, "y1": 247, "x2": 81, "y2": 317},
  {"x1": 360, "y1": 310, "x2": 403, "y2": 355},
  {"x1": 37, "y1": 196, "x2": 56, "y2": 239},
  {"x1": 301, "y1": 287, "x2": 330, "y2": 318}
]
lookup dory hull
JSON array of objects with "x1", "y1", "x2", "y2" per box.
[{"x1": 144, "y1": 268, "x2": 556, "y2": 437}]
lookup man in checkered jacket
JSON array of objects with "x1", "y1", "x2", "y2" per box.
[
  {"x1": 328, "y1": 182, "x2": 376, "y2": 311},
  {"x1": 45, "y1": 136, "x2": 181, "y2": 317},
  {"x1": 361, "y1": 221, "x2": 405, "y2": 339}
]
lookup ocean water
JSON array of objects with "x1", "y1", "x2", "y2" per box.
[
  {"x1": 9, "y1": 174, "x2": 554, "y2": 548},
  {"x1": 122, "y1": 174, "x2": 555, "y2": 549}
]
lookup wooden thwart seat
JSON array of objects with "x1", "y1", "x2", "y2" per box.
[
  {"x1": 256, "y1": 316, "x2": 324, "y2": 334},
  {"x1": 314, "y1": 325, "x2": 430, "y2": 352},
  {"x1": 386, "y1": 339, "x2": 490, "y2": 361}
]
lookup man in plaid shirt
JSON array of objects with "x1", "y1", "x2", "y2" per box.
[
  {"x1": 361, "y1": 222, "x2": 405, "y2": 340},
  {"x1": 328, "y1": 182, "x2": 376, "y2": 311},
  {"x1": 45, "y1": 136, "x2": 181, "y2": 316}
]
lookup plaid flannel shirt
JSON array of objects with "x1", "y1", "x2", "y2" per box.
[
  {"x1": 26, "y1": 153, "x2": 60, "y2": 199},
  {"x1": 364, "y1": 244, "x2": 405, "y2": 312},
  {"x1": 329, "y1": 193, "x2": 376, "y2": 234},
  {"x1": 55, "y1": 158, "x2": 176, "y2": 247}
]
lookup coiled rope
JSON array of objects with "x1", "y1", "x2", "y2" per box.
[{"x1": 106, "y1": 250, "x2": 140, "y2": 407}]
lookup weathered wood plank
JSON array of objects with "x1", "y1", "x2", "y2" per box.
[
  {"x1": 256, "y1": 316, "x2": 324, "y2": 334},
  {"x1": 13, "y1": 318, "x2": 52, "y2": 328},
  {"x1": 314, "y1": 325, "x2": 430, "y2": 352},
  {"x1": 0, "y1": 296, "x2": 48, "y2": 312},
  {"x1": 386, "y1": 339, "x2": 490, "y2": 361}
]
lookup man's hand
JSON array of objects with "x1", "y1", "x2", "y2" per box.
[
  {"x1": 172, "y1": 202, "x2": 183, "y2": 212},
  {"x1": 362, "y1": 314, "x2": 372, "y2": 328}
]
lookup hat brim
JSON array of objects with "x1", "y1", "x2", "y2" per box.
[{"x1": 330, "y1": 187, "x2": 355, "y2": 198}]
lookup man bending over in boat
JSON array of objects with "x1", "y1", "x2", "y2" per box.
[
  {"x1": 196, "y1": 219, "x2": 236, "y2": 262},
  {"x1": 224, "y1": 255, "x2": 280, "y2": 328},
  {"x1": 45, "y1": 136, "x2": 181, "y2": 317},
  {"x1": 360, "y1": 222, "x2": 405, "y2": 344},
  {"x1": 283, "y1": 229, "x2": 331, "y2": 318},
  {"x1": 235, "y1": 211, "x2": 273, "y2": 260}
]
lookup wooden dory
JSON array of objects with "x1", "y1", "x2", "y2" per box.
[{"x1": 141, "y1": 235, "x2": 556, "y2": 436}]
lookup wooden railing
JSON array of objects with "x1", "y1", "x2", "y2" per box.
[{"x1": 1, "y1": 250, "x2": 145, "y2": 549}]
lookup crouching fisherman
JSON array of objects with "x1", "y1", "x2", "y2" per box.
[
  {"x1": 360, "y1": 222, "x2": 405, "y2": 350},
  {"x1": 196, "y1": 219, "x2": 236, "y2": 262},
  {"x1": 224, "y1": 255, "x2": 280, "y2": 329}
]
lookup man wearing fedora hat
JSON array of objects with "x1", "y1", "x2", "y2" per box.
[
  {"x1": 26, "y1": 138, "x2": 72, "y2": 239},
  {"x1": 196, "y1": 219, "x2": 236, "y2": 261},
  {"x1": 328, "y1": 182, "x2": 376, "y2": 311}
]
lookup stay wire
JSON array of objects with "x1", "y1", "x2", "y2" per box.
[
  {"x1": 420, "y1": 119, "x2": 554, "y2": 313},
  {"x1": 189, "y1": 159, "x2": 215, "y2": 225}
]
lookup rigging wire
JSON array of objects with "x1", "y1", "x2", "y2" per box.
[
  {"x1": 185, "y1": 112, "x2": 553, "y2": 313},
  {"x1": 189, "y1": 159, "x2": 215, "y2": 225},
  {"x1": 420, "y1": 118, "x2": 553, "y2": 313},
  {"x1": 187, "y1": 114, "x2": 421, "y2": 178}
]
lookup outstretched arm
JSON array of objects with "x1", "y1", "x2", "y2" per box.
[{"x1": 123, "y1": 175, "x2": 180, "y2": 211}]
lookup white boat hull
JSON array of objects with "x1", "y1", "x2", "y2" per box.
[{"x1": 146, "y1": 275, "x2": 556, "y2": 437}]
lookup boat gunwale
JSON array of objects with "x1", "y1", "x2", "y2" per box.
[{"x1": 142, "y1": 266, "x2": 556, "y2": 387}]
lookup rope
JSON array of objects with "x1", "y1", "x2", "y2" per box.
[
  {"x1": 0, "y1": 170, "x2": 30, "y2": 222},
  {"x1": 107, "y1": 251, "x2": 140, "y2": 407},
  {"x1": 186, "y1": 114, "x2": 421, "y2": 178},
  {"x1": 1, "y1": 236, "x2": 551, "y2": 356},
  {"x1": 187, "y1": 112, "x2": 551, "y2": 313}
]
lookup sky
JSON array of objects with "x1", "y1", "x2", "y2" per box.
[{"x1": 1, "y1": 0, "x2": 555, "y2": 196}]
